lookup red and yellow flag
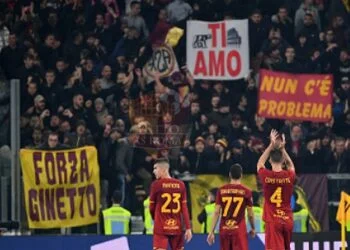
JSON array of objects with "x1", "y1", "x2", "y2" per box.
[
  {"x1": 336, "y1": 191, "x2": 350, "y2": 250},
  {"x1": 342, "y1": 0, "x2": 350, "y2": 12},
  {"x1": 336, "y1": 191, "x2": 350, "y2": 225}
]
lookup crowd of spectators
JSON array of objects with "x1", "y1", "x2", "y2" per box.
[{"x1": 0, "y1": 0, "x2": 349, "y2": 216}]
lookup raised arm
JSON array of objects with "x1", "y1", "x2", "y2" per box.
[
  {"x1": 280, "y1": 134, "x2": 295, "y2": 172},
  {"x1": 257, "y1": 129, "x2": 279, "y2": 171},
  {"x1": 182, "y1": 65, "x2": 195, "y2": 88},
  {"x1": 153, "y1": 72, "x2": 167, "y2": 94}
]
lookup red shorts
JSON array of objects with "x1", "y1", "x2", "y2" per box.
[
  {"x1": 265, "y1": 221, "x2": 293, "y2": 250},
  {"x1": 219, "y1": 231, "x2": 248, "y2": 250},
  {"x1": 153, "y1": 233, "x2": 184, "y2": 250}
]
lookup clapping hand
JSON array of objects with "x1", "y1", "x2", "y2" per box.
[
  {"x1": 269, "y1": 129, "x2": 279, "y2": 147},
  {"x1": 279, "y1": 133, "x2": 286, "y2": 149}
]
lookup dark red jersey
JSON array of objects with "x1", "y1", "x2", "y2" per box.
[
  {"x1": 149, "y1": 178, "x2": 191, "y2": 235},
  {"x1": 215, "y1": 183, "x2": 252, "y2": 235},
  {"x1": 258, "y1": 168, "x2": 296, "y2": 223}
]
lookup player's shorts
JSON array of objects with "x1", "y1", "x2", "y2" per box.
[
  {"x1": 265, "y1": 221, "x2": 293, "y2": 250},
  {"x1": 219, "y1": 231, "x2": 248, "y2": 250},
  {"x1": 153, "y1": 233, "x2": 184, "y2": 250}
]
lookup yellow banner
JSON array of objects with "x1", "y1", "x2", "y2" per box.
[
  {"x1": 343, "y1": 0, "x2": 350, "y2": 12},
  {"x1": 189, "y1": 174, "x2": 258, "y2": 233},
  {"x1": 294, "y1": 185, "x2": 321, "y2": 232},
  {"x1": 337, "y1": 191, "x2": 350, "y2": 225},
  {"x1": 20, "y1": 146, "x2": 100, "y2": 229}
]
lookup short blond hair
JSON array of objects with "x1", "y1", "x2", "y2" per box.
[{"x1": 129, "y1": 125, "x2": 139, "y2": 135}]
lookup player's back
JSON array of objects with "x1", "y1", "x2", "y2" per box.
[
  {"x1": 258, "y1": 168, "x2": 295, "y2": 223},
  {"x1": 216, "y1": 183, "x2": 252, "y2": 235},
  {"x1": 151, "y1": 178, "x2": 186, "y2": 235}
]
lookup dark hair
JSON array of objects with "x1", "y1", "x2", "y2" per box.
[
  {"x1": 285, "y1": 46, "x2": 295, "y2": 52},
  {"x1": 340, "y1": 48, "x2": 349, "y2": 53},
  {"x1": 48, "y1": 10, "x2": 58, "y2": 16},
  {"x1": 46, "y1": 69, "x2": 55, "y2": 75},
  {"x1": 270, "y1": 149, "x2": 283, "y2": 163},
  {"x1": 24, "y1": 53, "x2": 34, "y2": 61},
  {"x1": 130, "y1": 1, "x2": 141, "y2": 7},
  {"x1": 112, "y1": 190, "x2": 123, "y2": 203},
  {"x1": 72, "y1": 30, "x2": 82, "y2": 40},
  {"x1": 73, "y1": 92, "x2": 84, "y2": 98},
  {"x1": 210, "y1": 188, "x2": 218, "y2": 197},
  {"x1": 154, "y1": 157, "x2": 169, "y2": 165},
  {"x1": 230, "y1": 163, "x2": 243, "y2": 180},
  {"x1": 335, "y1": 136, "x2": 345, "y2": 143},
  {"x1": 95, "y1": 12, "x2": 104, "y2": 18},
  {"x1": 28, "y1": 81, "x2": 38, "y2": 86},
  {"x1": 45, "y1": 33, "x2": 55, "y2": 39},
  {"x1": 278, "y1": 5, "x2": 288, "y2": 11},
  {"x1": 48, "y1": 131, "x2": 59, "y2": 138},
  {"x1": 251, "y1": 9, "x2": 262, "y2": 15},
  {"x1": 76, "y1": 120, "x2": 86, "y2": 128},
  {"x1": 56, "y1": 57, "x2": 66, "y2": 63},
  {"x1": 86, "y1": 32, "x2": 96, "y2": 39},
  {"x1": 29, "y1": 77, "x2": 40, "y2": 85}
]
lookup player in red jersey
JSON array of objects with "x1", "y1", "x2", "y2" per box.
[
  {"x1": 207, "y1": 163, "x2": 256, "y2": 250},
  {"x1": 149, "y1": 158, "x2": 192, "y2": 250},
  {"x1": 257, "y1": 129, "x2": 296, "y2": 250}
]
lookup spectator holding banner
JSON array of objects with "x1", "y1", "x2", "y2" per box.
[{"x1": 37, "y1": 131, "x2": 70, "y2": 150}]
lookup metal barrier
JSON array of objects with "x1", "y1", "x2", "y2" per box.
[
  {"x1": 10, "y1": 79, "x2": 21, "y2": 225},
  {"x1": 327, "y1": 174, "x2": 350, "y2": 206},
  {"x1": 0, "y1": 148, "x2": 11, "y2": 222},
  {"x1": 4, "y1": 173, "x2": 350, "y2": 234},
  {"x1": 1, "y1": 176, "x2": 9, "y2": 221}
]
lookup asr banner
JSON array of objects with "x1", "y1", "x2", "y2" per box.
[
  {"x1": 189, "y1": 174, "x2": 258, "y2": 233},
  {"x1": 258, "y1": 69, "x2": 333, "y2": 122},
  {"x1": 142, "y1": 44, "x2": 179, "y2": 83},
  {"x1": 20, "y1": 146, "x2": 100, "y2": 229},
  {"x1": 186, "y1": 20, "x2": 249, "y2": 80}
]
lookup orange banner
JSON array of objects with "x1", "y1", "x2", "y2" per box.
[{"x1": 258, "y1": 69, "x2": 333, "y2": 122}]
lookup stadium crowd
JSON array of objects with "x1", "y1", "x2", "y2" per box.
[{"x1": 0, "y1": 0, "x2": 349, "y2": 219}]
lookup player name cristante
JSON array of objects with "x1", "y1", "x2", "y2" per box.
[
  {"x1": 162, "y1": 183, "x2": 181, "y2": 189},
  {"x1": 264, "y1": 177, "x2": 291, "y2": 184},
  {"x1": 220, "y1": 189, "x2": 246, "y2": 195}
]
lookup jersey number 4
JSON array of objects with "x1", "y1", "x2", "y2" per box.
[
  {"x1": 222, "y1": 197, "x2": 244, "y2": 217},
  {"x1": 270, "y1": 187, "x2": 282, "y2": 207},
  {"x1": 161, "y1": 193, "x2": 181, "y2": 214}
]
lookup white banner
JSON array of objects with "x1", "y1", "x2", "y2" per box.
[
  {"x1": 143, "y1": 44, "x2": 179, "y2": 83},
  {"x1": 186, "y1": 20, "x2": 249, "y2": 80}
]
